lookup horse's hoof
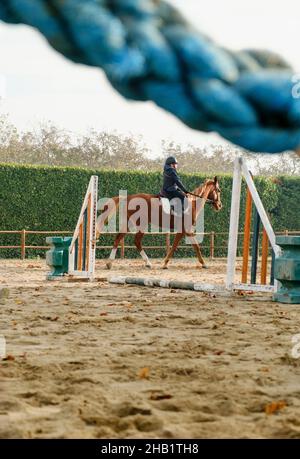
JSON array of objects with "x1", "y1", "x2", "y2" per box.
[
  {"x1": 106, "y1": 262, "x2": 112, "y2": 270},
  {"x1": 202, "y1": 264, "x2": 209, "y2": 269},
  {"x1": 146, "y1": 264, "x2": 152, "y2": 269},
  {"x1": 162, "y1": 265, "x2": 168, "y2": 270}
]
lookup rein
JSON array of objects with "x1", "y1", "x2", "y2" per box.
[{"x1": 186, "y1": 191, "x2": 214, "y2": 205}]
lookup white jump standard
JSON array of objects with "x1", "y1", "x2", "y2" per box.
[
  {"x1": 226, "y1": 157, "x2": 280, "y2": 293},
  {"x1": 68, "y1": 175, "x2": 98, "y2": 280}
]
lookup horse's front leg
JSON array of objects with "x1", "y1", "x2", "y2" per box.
[
  {"x1": 162, "y1": 233, "x2": 183, "y2": 269},
  {"x1": 134, "y1": 232, "x2": 152, "y2": 268},
  {"x1": 106, "y1": 233, "x2": 126, "y2": 269}
]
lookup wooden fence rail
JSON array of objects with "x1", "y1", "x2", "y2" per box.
[{"x1": 0, "y1": 229, "x2": 299, "y2": 260}]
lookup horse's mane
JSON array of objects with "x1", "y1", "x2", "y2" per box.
[{"x1": 193, "y1": 179, "x2": 215, "y2": 197}]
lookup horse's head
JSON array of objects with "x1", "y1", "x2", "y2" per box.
[{"x1": 207, "y1": 176, "x2": 222, "y2": 211}]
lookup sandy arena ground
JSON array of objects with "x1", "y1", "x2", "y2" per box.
[{"x1": 1, "y1": 258, "x2": 300, "y2": 439}]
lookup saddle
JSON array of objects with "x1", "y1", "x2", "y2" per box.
[
  {"x1": 159, "y1": 190, "x2": 168, "y2": 199},
  {"x1": 158, "y1": 190, "x2": 186, "y2": 217},
  {"x1": 157, "y1": 191, "x2": 171, "y2": 214}
]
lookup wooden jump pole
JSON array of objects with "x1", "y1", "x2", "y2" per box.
[
  {"x1": 241, "y1": 187, "x2": 253, "y2": 283},
  {"x1": 270, "y1": 249, "x2": 275, "y2": 286},
  {"x1": 78, "y1": 222, "x2": 83, "y2": 271},
  {"x1": 109, "y1": 276, "x2": 230, "y2": 295},
  {"x1": 241, "y1": 170, "x2": 273, "y2": 288},
  {"x1": 251, "y1": 208, "x2": 261, "y2": 285},
  {"x1": 260, "y1": 228, "x2": 269, "y2": 285}
]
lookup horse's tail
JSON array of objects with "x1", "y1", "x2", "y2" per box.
[{"x1": 96, "y1": 195, "x2": 121, "y2": 238}]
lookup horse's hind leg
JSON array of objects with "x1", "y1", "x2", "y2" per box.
[
  {"x1": 187, "y1": 234, "x2": 208, "y2": 269},
  {"x1": 134, "y1": 232, "x2": 152, "y2": 268},
  {"x1": 106, "y1": 233, "x2": 126, "y2": 269}
]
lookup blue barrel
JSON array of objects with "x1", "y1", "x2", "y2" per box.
[
  {"x1": 46, "y1": 237, "x2": 72, "y2": 280},
  {"x1": 274, "y1": 236, "x2": 300, "y2": 304}
]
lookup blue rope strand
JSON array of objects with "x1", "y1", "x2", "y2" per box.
[{"x1": 1, "y1": 0, "x2": 299, "y2": 154}]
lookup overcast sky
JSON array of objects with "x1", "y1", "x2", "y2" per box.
[{"x1": 0, "y1": 0, "x2": 300, "y2": 155}]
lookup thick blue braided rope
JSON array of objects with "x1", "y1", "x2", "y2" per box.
[{"x1": 1, "y1": 0, "x2": 300, "y2": 154}]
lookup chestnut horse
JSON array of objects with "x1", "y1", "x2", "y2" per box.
[{"x1": 97, "y1": 177, "x2": 222, "y2": 270}]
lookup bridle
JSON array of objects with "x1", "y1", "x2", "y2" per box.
[
  {"x1": 187, "y1": 191, "x2": 214, "y2": 205},
  {"x1": 187, "y1": 186, "x2": 220, "y2": 206}
]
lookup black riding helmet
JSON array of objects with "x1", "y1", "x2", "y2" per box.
[{"x1": 165, "y1": 156, "x2": 178, "y2": 165}]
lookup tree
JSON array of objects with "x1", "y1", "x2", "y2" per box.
[{"x1": 0, "y1": 114, "x2": 298, "y2": 175}]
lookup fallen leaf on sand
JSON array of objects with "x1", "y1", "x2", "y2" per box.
[
  {"x1": 100, "y1": 312, "x2": 108, "y2": 316},
  {"x1": 138, "y1": 367, "x2": 150, "y2": 379},
  {"x1": 150, "y1": 393, "x2": 172, "y2": 401},
  {"x1": 265, "y1": 400, "x2": 286, "y2": 415},
  {"x1": 2, "y1": 354, "x2": 15, "y2": 361}
]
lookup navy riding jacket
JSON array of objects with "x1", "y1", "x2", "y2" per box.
[{"x1": 163, "y1": 165, "x2": 188, "y2": 193}]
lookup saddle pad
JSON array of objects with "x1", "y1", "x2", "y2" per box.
[{"x1": 160, "y1": 197, "x2": 171, "y2": 215}]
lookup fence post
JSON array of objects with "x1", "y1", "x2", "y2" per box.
[
  {"x1": 121, "y1": 238, "x2": 125, "y2": 259},
  {"x1": 210, "y1": 232, "x2": 215, "y2": 259},
  {"x1": 21, "y1": 229, "x2": 26, "y2": 260}
]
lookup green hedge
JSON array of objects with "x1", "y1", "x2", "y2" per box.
[
  {"x1": 271, "y1": 176, "x2": 300, "y2": 231},
  {"x1": 0, "y1": 163, "x2": 299, "y2": 259}
]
